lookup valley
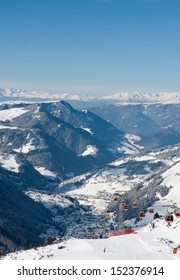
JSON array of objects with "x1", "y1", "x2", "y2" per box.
[{"x1": 0, "y1": 91, "x2": 180, "y2": 259}]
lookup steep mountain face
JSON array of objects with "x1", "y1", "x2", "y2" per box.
[
  {"x1": 0, "y1": 171, "x2": 56, "y2": 253},
  {"x1": 143, "y1": 103, "x2": 180, "y2": 133},
  {"x1": 0, "y1": 101, "x2": 137, "y2": 182},
  {"x1": 89, "y1": 104, "x2": 180, "y2": 150},
  {"x1": 89, "y1": 104, "x2": 160, "y2": 136}
]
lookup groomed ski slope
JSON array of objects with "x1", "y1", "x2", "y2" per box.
[{"x1": 4, "y1": 218, "x2": 180, "y2": 260}]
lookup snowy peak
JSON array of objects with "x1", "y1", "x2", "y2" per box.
[
  {"x1": 100, "y1": 92, "x2": 180, "y2": 104},
  {"x1": 0, "y1": 87, "x2": 180, "y2": 104},
  {"x1": 0, "y1": 87, "x2": 95, "y2": 102}
]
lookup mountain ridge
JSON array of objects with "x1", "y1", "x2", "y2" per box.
[{"x1": 1, "y1": 87, "x2": 180, "y2": 104}]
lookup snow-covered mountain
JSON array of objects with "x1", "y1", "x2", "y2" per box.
[
  {"x1": 0, "y1": 87, "x2": 180, "y2": 104},
  {"x1": 0, "y1": 98, "x2": 180, "y2": 259},
  {"x1": 0, "y1": 87, "x2": 95, "y2": 102},
  {"x1": 0, "y1": 101, "x2": 141, "y2": 181},
  {"x1": 100, "y1": 91, "x2": 180, "y2": 104}
]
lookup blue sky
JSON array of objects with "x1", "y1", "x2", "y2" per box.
[{"x1": 0, "y1": 0, "x2": 180, "y2": 96}]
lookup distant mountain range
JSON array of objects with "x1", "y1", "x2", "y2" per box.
[
  {"x1": 99, "y1": 91, "x2": 180, "y2": 104},
  {"x1": 0, "y1": 87, "x2": 180, "y2": 104}
]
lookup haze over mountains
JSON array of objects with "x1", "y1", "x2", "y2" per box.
[{"x1": 0, "y1": 87, "x2": 180, "y2": 259}]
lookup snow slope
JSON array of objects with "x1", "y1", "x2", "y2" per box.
[
  {"x1": 34, "y1": 167, "x2": 57, "y2": 179},
  {"x1": 80, "y1": 145, "x2": 98, "y2": 157},
  {"x1": 0, "y1": 153, "x2": 21, "y2": 173},
  {"x1": 3, "y1": 218, "x2": 180, "y2": 260},
  {"x1": 0, "y1": 107, "x2": 29, "y2": 121}
]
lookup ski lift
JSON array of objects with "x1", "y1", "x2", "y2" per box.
[
  {"x1": 132, "y1": 202, "x2": 138, "y2": 208},
  {"x1": 122, "y1": 204, "x2": 128, "y2": 211},
  {"x1": 165, "y1": 214, "x2": 174, "y2": 223},
  {"x1": 139, "y1": 211, "x2": 145, "y2": 218},
  {"x1": 174, "y1": 208, "x2": 180, "y2": 218},
  {"x1": 148, "y1": 208, "x2": 154, "y2": 214},
  {"x1": 121, "y1": 200, "x2": 126, "y2": 206},
  {"x1": 114, "y1": 192, "x2": 120, "y2": 196}
]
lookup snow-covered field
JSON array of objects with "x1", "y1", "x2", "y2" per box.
[
  {"x1": 26, "y1": 191, "x2": 73, "y2": 212},
  {"x1": 13, "y1": 139, "x2": 37, "y2": 154},
  {"x1": 80, "y1": 145, "x2": 98, "y2": 157},
  {"x1": 34, "y1": 166, "x2": 57, "y2": 179},
  {"x1": 0, "y1": 107, "x2": 29, "y2": 121},
  {"x1": 0, "y1": 153, "x2": 21, "y2": 173}
]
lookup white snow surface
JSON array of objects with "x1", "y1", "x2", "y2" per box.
[
  {"x1": 117, "y1": 134, "x2": 144, "y2": 155},
  {"x1": 118, "y1": 143, "x2": 139, "y2": 155},
  {"x1": 0, "y1": 125, "x2": 20, "y2": 130},
  {"x1": 3, "y1": 218, "x2": 180, "y2": 260},
  {"x1": 80, "y1": 127, "x2": 94, "y2": 135},
  {"x1": 0, "y1": 153, "x2": 20, "y2": 173},
  {"x1": 161, "y1": 161, "x2": 180, "y2": 203},
  {"x1": 13, "y1": 139, "x2": 36, "y2": 154},
  {"x1": 34, "y1": 166, "x2": 57, "y2": 178},
  {"x1": 125, "y1": 134, "x2": 144, "y2": 150},
  {"x1": 0, "y1": 107, "x2": 29, "y2": 121},
  {"x1": 26, "y1": 191, "x2": 73, "y2": 211},
  {"x1": 80, "y1": 145, "x2": 98, "y2": 157}
]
